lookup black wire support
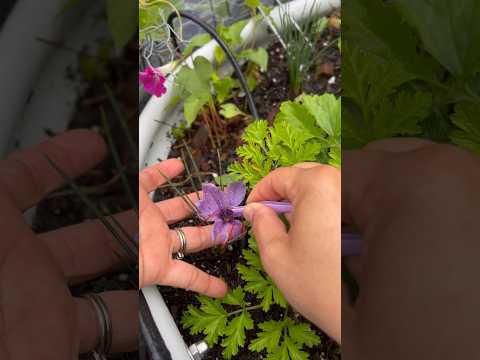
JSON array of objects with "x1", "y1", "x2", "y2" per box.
[{"x1": 167, "y1": 11, "x2": 259, "y2": 120}]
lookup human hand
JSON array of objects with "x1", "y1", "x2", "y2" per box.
[
  {"x1": 0, "y1": 130, "x2": 137, "y2": 359},
  {"x1": 139, "y1": 159, "x2": 231, "y2": 298},
  {"x1": 243, "y1": 163, "x2": 341, "y2": 342},
  {"x1": 342, "y1": 139, "x2": 480, "y2": 359}
]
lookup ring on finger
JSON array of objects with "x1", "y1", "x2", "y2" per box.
[{"x1": 174, "y1": 228, "x2": 187, "y2": 260}]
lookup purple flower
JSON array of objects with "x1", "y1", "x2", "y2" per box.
[
  {"x1": 197, "y1": 182, "x2": 293, "y2": 245},
  {"x1": 197, "y1": 182, "x2": 246, "y2": 245},
  {"x1": 139, "y1": 66, "x2": 167, "y2": 97}
]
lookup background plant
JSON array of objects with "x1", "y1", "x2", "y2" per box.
[{"x1": 342, "y1": 0, "x2": 480, "y2": 153}]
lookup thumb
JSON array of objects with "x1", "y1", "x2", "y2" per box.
[{"x1": 243, "y1": 203, "x2": 289, "y2": 256}]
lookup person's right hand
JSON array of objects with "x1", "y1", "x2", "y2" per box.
[
  {"x1": 342, "y1": 139, "x2": 480, "y2": 359},
  {"x1": 244, "y1": 163, "x2": 341, "y2": 342}
]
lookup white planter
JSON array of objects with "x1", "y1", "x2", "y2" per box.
[
  {"x1": 0, "y1": 0, "x2": 109, "y2": 157},
  {"x1": 139, "y1": 0, "x2": 340, "y2": 358}
]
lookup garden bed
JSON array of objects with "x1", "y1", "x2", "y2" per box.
[{"x1": 155, "y1": 14, "x2": 341, "y2": 359}]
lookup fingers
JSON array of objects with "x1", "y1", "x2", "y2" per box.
[
  {"x1": 246, "y1": 167, "x2": 305, "y2": 203},
  {"x1": 75, "y1": 290, "x2": 138, "y2": 354},
  {"x1": 139, "y1": 159, "x2": 184, "y2": 194},
  {"x1": 363, "y1": 138, "x2": 435, "y2": 152},
  {"x1": 39, "y1": 211, "x2": 136, "y2": 285},
  {"x1": 170, "y1": 225, "x2": 214, "y2": 253},
  {"x1": 341, "y1": 150, "x2": 387, "y2": 227},
  {"x1": 0, "y1": 130, "x2": 107, "y2": 210},
  {"x1": 244, "y1": 203, "x2": 289, "y2": 258},
  {"x1": 156, "y1": 191, "x2": 203, "y2": 224},
  {"x1": 163, "y1": 261, "x2": 228, "y2": 298}
]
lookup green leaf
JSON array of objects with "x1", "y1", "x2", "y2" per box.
[
  {"x1": 245, "y1": 0, "x2": 261, "y2": 11},
  {"x1": 450, "y1": 102, "x2": 480, "y2": 153},
  {"x1": 242, "y1": 248, "x2": 262, "y2": 269},
  {"x1": 237, "y1": 264, "x2": 287, "y2": 311},
  {"x1": 181, "y1": 296, "x2": 228, "y2": 346},
  {"x1": 222, "y1": 287, "x2": 247, "y2": 307},
  {"x1": 106, "y1": 0, "x2": 137, "y2": 50},
  {"x1": 302, "y1": 94, "x2": 340, "y2": 137},
  {"x1": 239, "y1": 48, "x2": 269, "y2": 72},
  {"x1": 284, "y1": 337, "x2": 309, "y2": 360},
  {"x1": 214, "y1": 45, "x2": 226, "y2": 65},
  {"x1": 220, "y1": 103, "x2": 245, "y2": 119},
  {"x1": 393, "y1": 0, "x2": 480, "y2": 77},
  {"x1": 182, "y1": 33, "x2": 212, "y2": 56},
  {"x1": 221, "y1": 310, "x2": 254, "y2": 359},
  {"x1": 184, "y1": 94, "x2": 208, "y2": 124},
  {"x1": 249, "y1": 320, "x2": 284, "y2": 353},
  {"x1": 193, "y1": 56, "x2": 214, "y2": 84},
  {"x1": 276, "y1": 101, "x2": 323, "y2": 139},
  {"x1": 213, "y1": 76, "x2": 239, "y2": 104},
  {"x1": 288, "y1": 323, "x2": 321, "y2": 348}
]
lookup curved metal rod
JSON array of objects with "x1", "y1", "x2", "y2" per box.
[{"x1": 167, "y1": 11, "x2": 260, "y2": 120}]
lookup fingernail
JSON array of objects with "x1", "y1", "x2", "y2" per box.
[{"x1": 243, "y1": 203, "x2": 257, "y2": 223}]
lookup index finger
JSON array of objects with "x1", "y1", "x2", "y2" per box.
[
  {"x1": 246, "y1": 167, "x2": 305, "y2": 204},
  {"x1": 139, "y1": 159, "x2": 184, "y2": 194}
]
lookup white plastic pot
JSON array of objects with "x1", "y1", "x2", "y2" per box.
[
  {"x1": 139, "y1": 0, "x2": 340, "y2": 358},
  {"x1": 0, "y1": 0, "x2": 109, "y2": 157}
]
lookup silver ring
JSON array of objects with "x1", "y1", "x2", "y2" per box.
[
  {"x1": 175, "y1": 228, "x2": 187, "y2": 260},
  {"x1": 82, "y1": 293, "x2": 112, "y2": 358}
]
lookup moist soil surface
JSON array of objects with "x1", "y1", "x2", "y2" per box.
[{"x1": 158, "y1": 20, "x2": 341, "y2": 360}]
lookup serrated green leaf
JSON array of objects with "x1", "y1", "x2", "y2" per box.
[
  {"x1": 450, "y1": 102, "x2": 480, "y2": 153},
  {"x1": 222, "y1": 287, "x2": 247, "y2": 307},
  {"x1": 239, "y1": 48, "x2": 269, "y2": 72},
  {"x1": 288, "y1": 323, "x2": 321, "y2": 348},
  {"x1": 275, "y1": 101, "x2": 322, "y2": 139},
  {"x1": 221, "y1": 310, "x2": 254, "y2": 359},
  {"x1": 284, "y1": 337, "x2": 309, "y2": 360},
  {"x1": 181, "y1": 296, "x2": 228, "y2": 346},
  {"x1": 249, "y1": 320, "x2": 284, "y2": 353},
  {"x1": 237, "y1": 264, "x2": 287, "y2": 311},
  {"x1": 242, "y1": 248, "x2": 262, "y2": 269},
  {"x1": 220, "y1": 103, "x2": 245, "y2": 119},
  {"x1": 302, "y1": 94, "x2": 340, "y2": 137}
]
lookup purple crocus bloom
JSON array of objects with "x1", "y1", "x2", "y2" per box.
[
  {"x1": 197, "y1": 182, "x2": 294, "y2": 245},
  {"x1": 139, "y1": 66, "x2": 167, "y2": 97},
  {"x1": 197, "y1": 182, "x2": 246, "y2": 245}
]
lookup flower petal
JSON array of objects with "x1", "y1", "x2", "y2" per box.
[
  {"x1": 212, "y1": 219, "x2": 228, "y2": 245},
  {"x1": 212, "y1": 219, "x2": 245, "y2": 245},
  {"x1": 225, "y1": 181, "x2": 246, "y2": 207},
  {"x1": 197, "y1": 183, "x2": 225, "y2": 220}
]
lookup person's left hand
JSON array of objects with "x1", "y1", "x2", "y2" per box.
[
  {"x1": 139, "y1": 160, "x2": 229, "y2": 298},
  {"x1": 0, "y1": 130, "x2": 137, "y2": 359}
]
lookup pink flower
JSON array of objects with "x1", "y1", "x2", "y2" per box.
[{"x1": 139, "y1": 66, "x2": 167, "y2": 97}]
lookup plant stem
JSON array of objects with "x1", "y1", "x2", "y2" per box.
[{"x1": 228, "y1": 304, "x2": 263, "y2": 317}]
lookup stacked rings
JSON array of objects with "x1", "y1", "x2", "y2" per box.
[
  {"x1": 175, "y1": 228, "x2": 187, "y2": 260},
  {"x1": 83, "y1": 293, "x2": 112, "y2": 359}
]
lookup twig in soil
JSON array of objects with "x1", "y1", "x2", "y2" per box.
[
  {"x1": 156, "y1": 166, "x2": 200, "y2": 216},
  {"x1": 156, "y1": 172, "x2": 215, "y2": 189},
  {"x1": 180, "y1": 148, "x2": 200, "y2": 200},
  {"x1": 181, "y1": 139, "x2": 203, "y2": 199},
  {"x1": 216, "y1": 148, "x2": 224, "y2": 190},
  {"x1": 46, "y1": 173, "x2": 123, "y2": 199},
  {"x1": 104, "y1": 84, "x2": 138, "y2": 159},
  {"x1": 45, "y1": 156, "x2": 138, "y2": 262},
  {"x1": 100, "y1": 106, "x2": 138, "y2": 212}
]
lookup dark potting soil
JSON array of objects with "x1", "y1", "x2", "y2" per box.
[
  {"x1": 31, "y1": 40, "x2": 139, "y2": 360},
  {"x1": 158, "y1": 19, "x2": 341, "y2": 360}
]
